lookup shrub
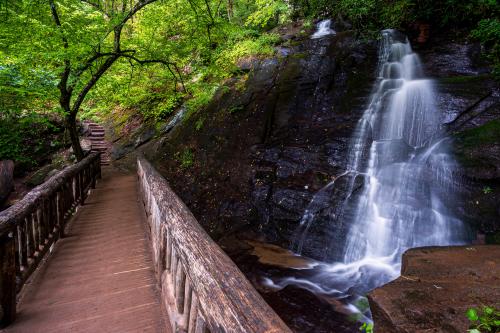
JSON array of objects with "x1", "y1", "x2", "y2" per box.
[
  {"x1": 471, "y1": 18, "x2": 500, "y2": 79},
  {"x1": 466, "y1": 306, "x2": 500, "y2": 333}
]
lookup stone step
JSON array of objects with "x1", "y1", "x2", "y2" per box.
[{"x1": 85, "y1": 122, "x2": 110, "y2": 165}]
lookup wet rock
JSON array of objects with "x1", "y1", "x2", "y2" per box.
[
  {"x1": 368, "y1": 245, "x2": 500, "y2": 333},
  {"x1": 162, "y1": 107, "x2": 187, "y2": 134},
  {"x1": 236, "y1": 57, "x2": 261, "y2": 72},
  {"x1": 112, "y1": 123, "x2": 158, "y2": 160},
  {"x1": 0, "y1": 160, "x2": 14, "y2": 203},
  {"x1": 271, "y1": 189, "x2": 312, "y2": 221},
  {"x1": 134, "y1": 126, "x2": 155, "y2": 148},
  {"x1": 145, "y1": 30, "x2": 378, "y2": 263},
  {"x1": 451, "y1": 118, "x2": 500, "y2": 235},
  {"x1": 261, "y1": 286, "x2": 359, "y2": 333},
  {"x1": 419, "y1": 41, "x2": 491, "y2": 77},
  {"x1": 26, "y1": 164, "x2": 59, "y2": 187},
  {"x1": 111, "y1": 143, "x2": 135, "y2": 160}
]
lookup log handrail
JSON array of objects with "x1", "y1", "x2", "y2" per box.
[
  {"x1": 0, "y1": 152, "x2": 101, "y2": 327},
  {"x1": 137, "y1": 156, "x2": 291, "y2": 333}
]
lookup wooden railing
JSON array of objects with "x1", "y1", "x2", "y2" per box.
[
  {"x1": 0, "y1": 153, "x2": 101, "y2": 327},
  {"x1": 137, "y1": 156, "x2": 291, "y2": 333}
]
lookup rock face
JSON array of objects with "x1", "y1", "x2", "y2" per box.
[
  {"x1": 144, "y1": 30, "x2": 500, "y2": 256},
  {"x1": 140, "y1": 28, "x2": 500, "y2": 331},
  {"x1": 368, "y1": 245, "x2": 500, "y2": 333},
  {"x1": 146, "y1": 30, "x2": 378, "y2": 261},
  {"x1": 0, "y1": 160, "x2": 14, "y2": 203},
  {"x1": 417, "y1": 38, "x2": 500, "y2": 237}
]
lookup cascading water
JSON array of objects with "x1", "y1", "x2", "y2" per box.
[
  {"x1": 342, "y1": 29, "x2": 467, "y2": 264},
  {"x1": 311, "y1": 19, "x2": 336, "y2": 39},
  {"x1": 266, "y1": 29, "x2": 471, "y2": 321}
]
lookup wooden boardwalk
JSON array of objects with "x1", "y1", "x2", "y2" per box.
[{"x1": 2, "y1": 169, "x2": 168, "y2": 333}]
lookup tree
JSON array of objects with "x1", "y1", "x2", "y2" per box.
[
  {"x1": 1, "y1": 0, "x2": 286, "y2": 163},
  {"x1": 49, "y1": 0, "x2": 189, "y2": 160},
  {"x1": 1, "y1": 0, "x2": 186, "y2": 160}
]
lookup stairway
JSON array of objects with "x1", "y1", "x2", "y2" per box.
[{"x1": 85, "y1": 121, "x2": 111, "y2": 165}]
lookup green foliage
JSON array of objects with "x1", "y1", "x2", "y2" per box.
[
  {"x1": 482, "y1": 186, "x2": 493, "y2": 194},
  {"x1": 325, "y1": 0, "x2": 500, "y2": 31},
  {"x1": 359, "y1": 322, "x2": 374, "y2": 333},
  {"x1": 0, "y1": 111, "x2": 65, "y2": 171},
  {"x1": 216, "y1": 33, "x2": 279, "y2": 72},
  {"x1": 466, "y1": 306, "x2": 500, "y2": 332},
  {"x1": 379, "y1": 0, "x2": 414, "y2": 29},
  {"x1": 245, "y1": 0, "x2": 290, "y2": 28},
  {"x1": 336, "y1": 0, "x2": 378, "y2": 29},
  {"x1": 176, "y1": 148, "x2": 194, "y2": 169},
  {"x1": 0, "y1": 0, "x2": 284, "y2": 158},
  {"x1": 2, "y1": 0, "x2": 499, "y2": 167},
  {"x1": 471, "y1": 19, "x2": 500, "y2": 79},
  {"x1": 195, "y1": 118, "x2": 204, "y2": 131}
]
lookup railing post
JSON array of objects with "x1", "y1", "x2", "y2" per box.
[
  {"x1": 91, "y1": 163, "x2": 97, "y2": 189},
  {"x1": 0, "y1": 232, "x2": 16, "y2": 328}
]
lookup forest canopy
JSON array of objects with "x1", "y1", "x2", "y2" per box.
[{"x1": 0, "y1": 0, "x2": 499, "y2": 168}]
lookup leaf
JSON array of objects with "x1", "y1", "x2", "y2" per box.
[
  {"x1": 483, "y1": 307, "x2": 494, "y2": 315},
  {"x1": 467, "y1": 329, "x2": 481, "y2": 333},
  {"x1": 466, "y1": 308, "x2": 479, "y2": 322}
]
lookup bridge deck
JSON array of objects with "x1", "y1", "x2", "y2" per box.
[{"x1": 3, "y1": 169, "x2": 168, "y2": 333}]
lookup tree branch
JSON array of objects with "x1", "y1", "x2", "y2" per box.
[
  {"x1": 72, "y1": 49, "x2": 136, "y2": 81},
  {"x1": 81, "y1": 0, "x2": 111, "y2": 18},
  {"x1": 120, "y1": 54, "x2": 188, "y2": 93},
  {"x1": 71, "y1": 55, "x2": 119, "y2": 115},
  {"x1": 49, "y1": 0, "x2": 73, "y2": 109}
]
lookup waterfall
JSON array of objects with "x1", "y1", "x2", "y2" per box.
[
  {"x1": 311, "y1": 19, "x2": 336, "y2": 39},
  {"x1": 277, "y1": 30, "x2": 470, "y2": 318},
  {"x1": 342, "y1": 29, "x2": 467, "y2": 265}
]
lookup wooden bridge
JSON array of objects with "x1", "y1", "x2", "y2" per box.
[{"x1": 0, "y1": 153, "x2": 291, "y2": 333}]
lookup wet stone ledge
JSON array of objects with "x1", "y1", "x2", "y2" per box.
[{"x1": 368, "y1": 245, "x2": 500, "y2": 333}]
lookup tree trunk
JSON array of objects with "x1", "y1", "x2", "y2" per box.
[
  {"x1": 66, "y1": 114, "x2": 84, "y2": 161},
  {"x1": 227, "y1": 0, "x2": 233, "y2": 21}
]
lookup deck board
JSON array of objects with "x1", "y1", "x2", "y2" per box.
[{"x1": 2, "y1": 169, "x2": 168, "y2": 333}]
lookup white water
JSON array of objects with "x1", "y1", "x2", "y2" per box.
[
  {"x1": 269, "y1": 30, "x2": 470, "y2": 319},
  {"x1": 342, "y1": 30, "x2": 466, "y2": 264},
  {"x1": 311, "y1": 19, "x2": 336, "y2": 39}
]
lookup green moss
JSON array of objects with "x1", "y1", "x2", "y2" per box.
[
  {"x1": 290, "y1": 52, "x2": 308, "y2": 59},
  {"x1": 457, "y1": 119, "x2": 500, "y2": 148},
  {"x1": 175, "y1": 148, "x2": 194, "y2": 169}
]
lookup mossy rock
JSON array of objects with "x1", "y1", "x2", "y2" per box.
[
  {"x1": 26, "y1": 164, "x2": 59, "y2": 187},
  {"x1": 456, "y1": 119, "x2": 500, "y2": 148},
  {"x1": 453, "y1": 120, "x2": 500, "y2": 177}
]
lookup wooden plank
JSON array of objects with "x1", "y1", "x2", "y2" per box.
[
  {"x1": 0, "y1": 153, "x2": 101, "y2": 328},
  {"x1": 137, "y1": 156, "x2": 291, "y2": 333}
]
